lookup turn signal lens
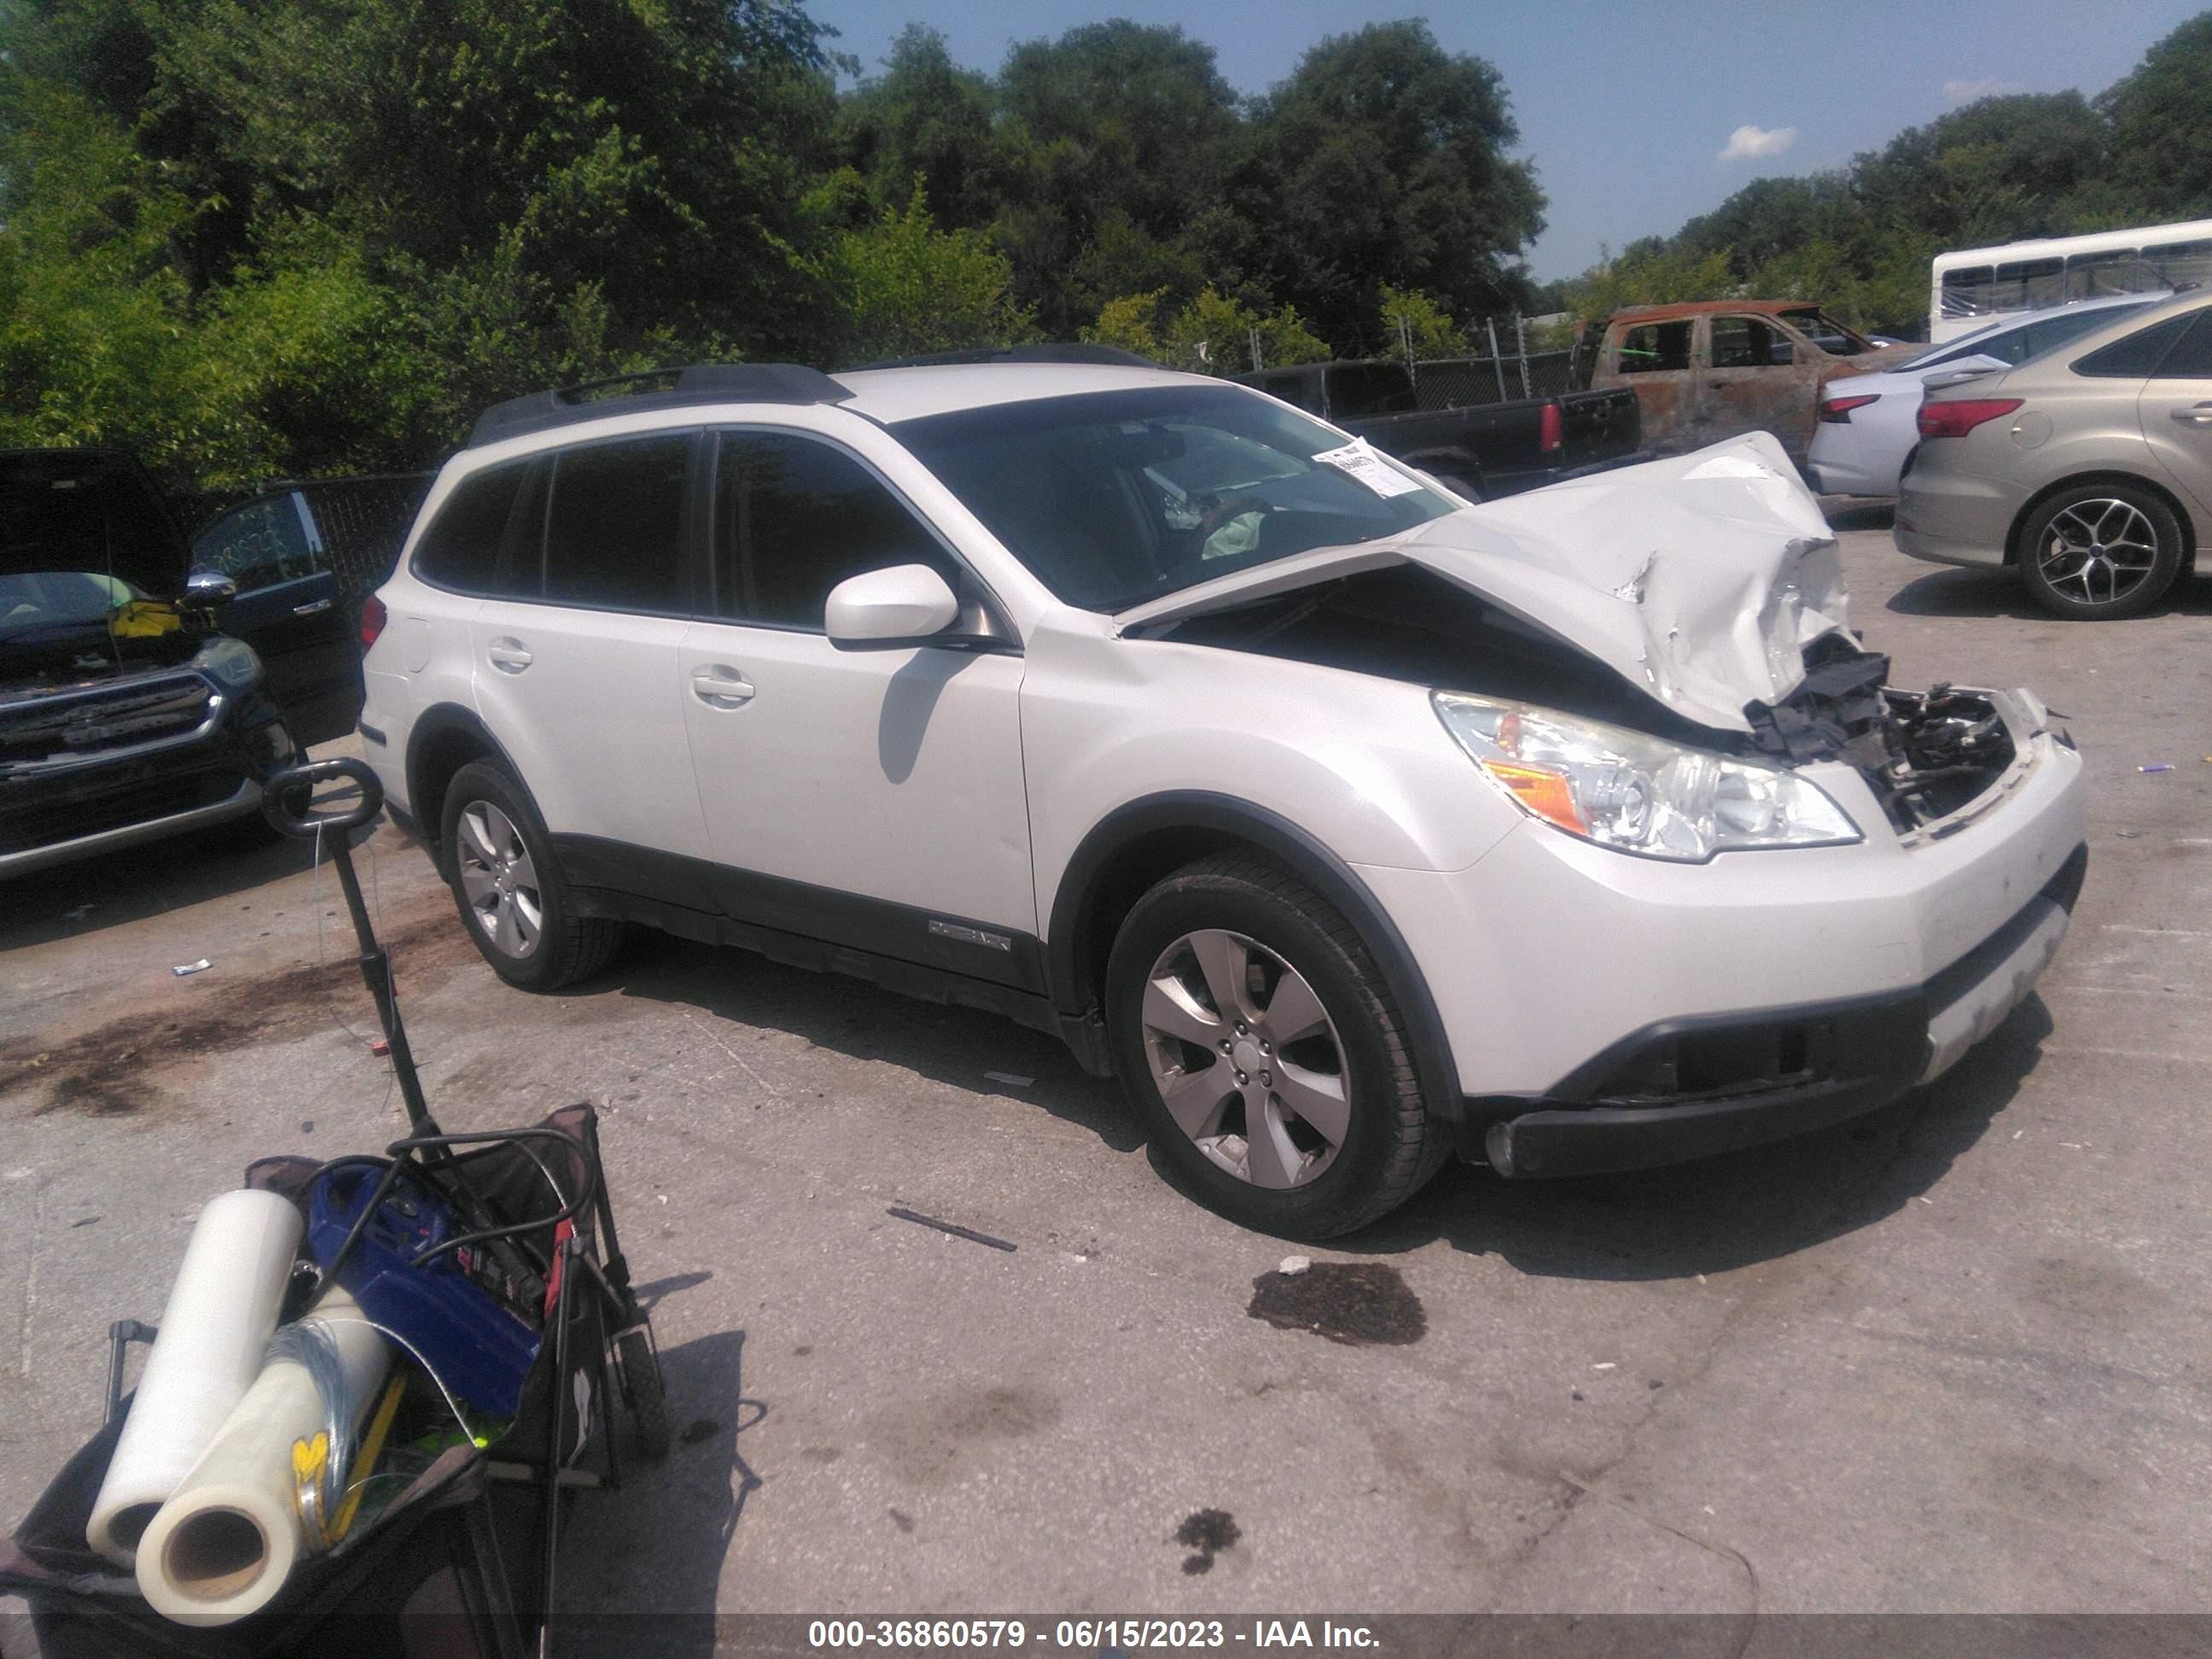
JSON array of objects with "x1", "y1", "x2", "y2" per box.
[
  {"x1": 358, "y1": 594, "x2": 388, "y2": 649},
  {"x1": 1819, "y1": 394, "x2": 1879, "y2": 423},
  {"x1": 1481, "y1": 760, "x2": 1588, "y2": 835},
  {"x1": 1917, "y1": 398, "x2": 2023, "y2": 439}
]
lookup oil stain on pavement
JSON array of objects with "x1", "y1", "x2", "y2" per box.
[
  {"x1": 1246, "y1": 1261, "x2": 1426, "y2": 1346},
  {"x1": 1175, "y1": 1508, "x2": 1240, "y2": 1575}
]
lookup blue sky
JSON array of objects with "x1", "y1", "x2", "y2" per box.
[{"x1": 811, "y1": 0, "x2": 2206, "y2": 281}]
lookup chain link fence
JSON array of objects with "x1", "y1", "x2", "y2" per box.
[{"x1": 1406, "y1": 350, "x2": 1575, "y2": 410}]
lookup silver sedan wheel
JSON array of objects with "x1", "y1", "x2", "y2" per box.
[
  {"x1": 455, "y1": 801, "x2": 543, "y2": 959},
  {"x1": 1139, "y1": 928, "x2": 1351, "y2": 1189},
  {"x1": 2035, "y1": 498, "x2": 2162, "y2": 606}
]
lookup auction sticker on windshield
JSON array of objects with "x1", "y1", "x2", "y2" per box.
[{"x1": 1311, "y1": 440, "x2": 1423, "y2": 498}]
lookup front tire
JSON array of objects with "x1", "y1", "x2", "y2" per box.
[
  {"x1": 1105, "y1": 853, "x2": 1444, "y2": 1238},
  {"x1": 2017, "y1": 483, "x2": 2184, "y2": 619},
  {"x1": 439, "y1": 760, "x2": 622, "y2": 990}
]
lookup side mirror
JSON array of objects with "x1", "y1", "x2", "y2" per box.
[
  {"x1": 824, "y1": 563, "x2": 962, "y2": 650},
  {"x1": 186, "y1": 571, "x2": 237, "y2": 605}
]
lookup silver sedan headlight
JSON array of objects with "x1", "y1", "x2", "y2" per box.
[{"x1": 1433, "y1": 690, "x2": 1861, "y2": 862}]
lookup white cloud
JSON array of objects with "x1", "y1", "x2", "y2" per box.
[
  {"x1": 1717, "y1": 124, "x2": 1797, "y2": 164},
  {"x1": 1943, "y1": 78, "x2": 2026, "y2": 104}
]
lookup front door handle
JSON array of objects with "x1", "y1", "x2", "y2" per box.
[
  {"x1": 486, "y1": 638, "x2": 533, "y2": 672},
  {"x1": 2170, "y1": 403, "x2": 2212, "y2": 427},
  {"x1": 691, "y1": 667, "x2": 754, "y2": 707},
  {"x1": 292, "y1": 597, "x2": 334, "y2": 617}
]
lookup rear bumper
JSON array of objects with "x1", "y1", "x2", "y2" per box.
[
  {"x1": 1895, "y1": 468, "x2": 2017, "y2": 568},
  {"x1": 1469, "y1": 845, "x2": 2085, "y2": 1179}
]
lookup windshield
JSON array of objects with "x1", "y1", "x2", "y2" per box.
[{"x1": 890, "y1": 385, "x2": 1457, "y2": 611}]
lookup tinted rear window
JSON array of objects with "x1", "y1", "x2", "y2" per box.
[
  {"x1": 542, "y1": 434, "x2": 692, "y2": 613},
  {"x1": 2074, "y1": 312, "x2": 2194, "y2": 379},
  {"x1": 414, "y1": 464, "x2": 526, "y2": 592},
  {"x1": 2150, "y1": 309, "x2": 2212, "y2": 380}
]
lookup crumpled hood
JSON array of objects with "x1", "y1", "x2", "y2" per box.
[{"x1": 1119, "y1": 432, "x2": 1851, "y2": 734}]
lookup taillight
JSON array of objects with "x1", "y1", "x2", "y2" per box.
[
  {"x1": 1917, "y1": 398, "x2": 2023, "y2": 439},
  {"x1": 1539, "y1": 400, "x2": 1563, "y2": 454},
  {"x1": 359, "y1": 594, "x2": 388, "y2": 649},
  {"x1": 1819, "y1": 393, "x2": 1878, "y2": 423}
]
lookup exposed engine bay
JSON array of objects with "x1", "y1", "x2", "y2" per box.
[{"x1": 1161, "y1": 566, "x2": 2023, "y2": 837}]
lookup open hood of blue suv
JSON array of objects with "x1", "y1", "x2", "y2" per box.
[{"x1": 2, "y1": 448, "x2": 191, "y2": 600}]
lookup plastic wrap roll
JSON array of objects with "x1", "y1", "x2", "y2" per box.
[
  {"x1": 136, "y1": 1289, "x2": 390, "y2": 1627},
  {"x1": 86, "y1": 1189, "x2": 304, "y2": 1565}
]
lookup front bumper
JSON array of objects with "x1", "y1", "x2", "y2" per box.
[
  {"x1": 1470, "y1": 846, "x2": 2083, "y2": 1179},
  {"x1": 1353, "y1": 692, "x2": 2086, "y2": 1174},
  {"x1": 0, "y1": 695, "x2": 290, "y2": 877}
]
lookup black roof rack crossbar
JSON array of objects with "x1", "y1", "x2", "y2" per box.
[
  {"x1": 841, "y1": 343, "x2": 1160, "y2": 372},
  {"x1": 467, "y1": 362, "x2": 853, "y2": 448}
]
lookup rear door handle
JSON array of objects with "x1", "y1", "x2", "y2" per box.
[
  {"x1": 292, "y1": 597, "x2": 334, "y2": 616},
  {"x1": 691, "y1": 666, "x2": 754, "y2": 707},
  {"x1": 486, "y1": 638, "x2": 533, "y2": 672},
  {"x1": 2170, "y1": 403, "x2": 2212, "y2": 427}
]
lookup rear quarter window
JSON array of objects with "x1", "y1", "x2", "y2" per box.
[
  {"x1": 413, "y1": 463, "x2": 527, "y2": 593},
  {"x1": 2073, "y1": 312, "x2": 2196, "y2": 379}
]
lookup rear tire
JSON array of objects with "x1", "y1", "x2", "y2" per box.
[
  {"x1": 1105, "y1": 853, "x2": 1443, "y2": 1239},
  {"x1": 2017, "y1": 483, "x2": 2184, "y2": 620},
  {"x1": 439, "y1": 760, "x2": 622, "y2": 990}
]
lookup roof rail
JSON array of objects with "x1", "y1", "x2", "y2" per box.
[
  {"x1": 467, "y1": 363, "x2": 852, "y2": 448},
  {"x1": 841, "y1": 343, "x2": 1161, "y2": 372}
]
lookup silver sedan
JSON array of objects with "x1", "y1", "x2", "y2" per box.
[{"x1": 1895, "y1": 289, "x2": 2212, "y2": 618}]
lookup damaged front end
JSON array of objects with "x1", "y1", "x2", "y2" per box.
[
  {"x1": 1134, "y1": 434, "x2": 2052, "y2": 848},
  {"x1": 1744, "y1": 635, "x2": 2028, "y2": 835}
]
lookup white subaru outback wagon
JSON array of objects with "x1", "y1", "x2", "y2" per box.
[{"x1": 358, "y1": 351, "x2": 2087, "y2": 1237}]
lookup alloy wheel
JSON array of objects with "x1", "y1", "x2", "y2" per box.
[
  {"x1": 2035, "y1": 498, "x2": 2162, "y2": 607},
  {"x1": 1138, "y1": 928, "x2": 1351, "y2": 1189},
  {"x1": 455, "y1": 800, "x2": 542, "y2": 958}
]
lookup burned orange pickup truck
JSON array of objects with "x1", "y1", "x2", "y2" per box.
[{"x1": 1574, "y1": 301, "x2": 1915, "y2": 464}]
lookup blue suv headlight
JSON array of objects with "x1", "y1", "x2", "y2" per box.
[{"x1": 191, "y1": 635, "x2": 265, "y2": 692}]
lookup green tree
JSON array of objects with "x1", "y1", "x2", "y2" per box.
[
  {"x1": 2101, "y1": 13, "x2": 2212, "y2": 220},
  {"x1": 987, "y1": 20, "x2": 1243, "y2": 335},
  {"x1": 835, "y1": 25, "x2": 1005, "y2": 233},
  {"x1": 1377, "y1": 285, "x2": 1470, "y2": 358},
  {"x1": 826, "y1": 183, "x2": 1035, "y2": 364},
  {"x1": 1564, "y1": 243, "x2": 1737, "y2": 317},
  {"x1": 1, "y1": 0, "x2": 853, "y2": 480},
  {"x1": 1087, "y1": 287, "x2": 1326, "y2": 375},
  {"x1": 1238, "y1": 21, "x2": 1544, "y2": 351}
]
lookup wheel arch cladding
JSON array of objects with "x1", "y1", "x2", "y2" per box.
[
  {"x1": 1048, "y1": 792, "x2": 1464, "y2": 1124},
  {"x1": 406, "y1": 704, "x2": 515, "y2": 851},
  {"x1": 2007, "y1": 471, "x2": 2197, "y2": 570}
]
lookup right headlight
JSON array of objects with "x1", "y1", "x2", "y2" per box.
[{"x1": 1432, "y1": 690, "x2": 1861, "y2": 863}]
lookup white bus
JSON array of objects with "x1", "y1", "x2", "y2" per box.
[{"x1": 1929, "y1": 218, "x2": 2212, "y2": 343}]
